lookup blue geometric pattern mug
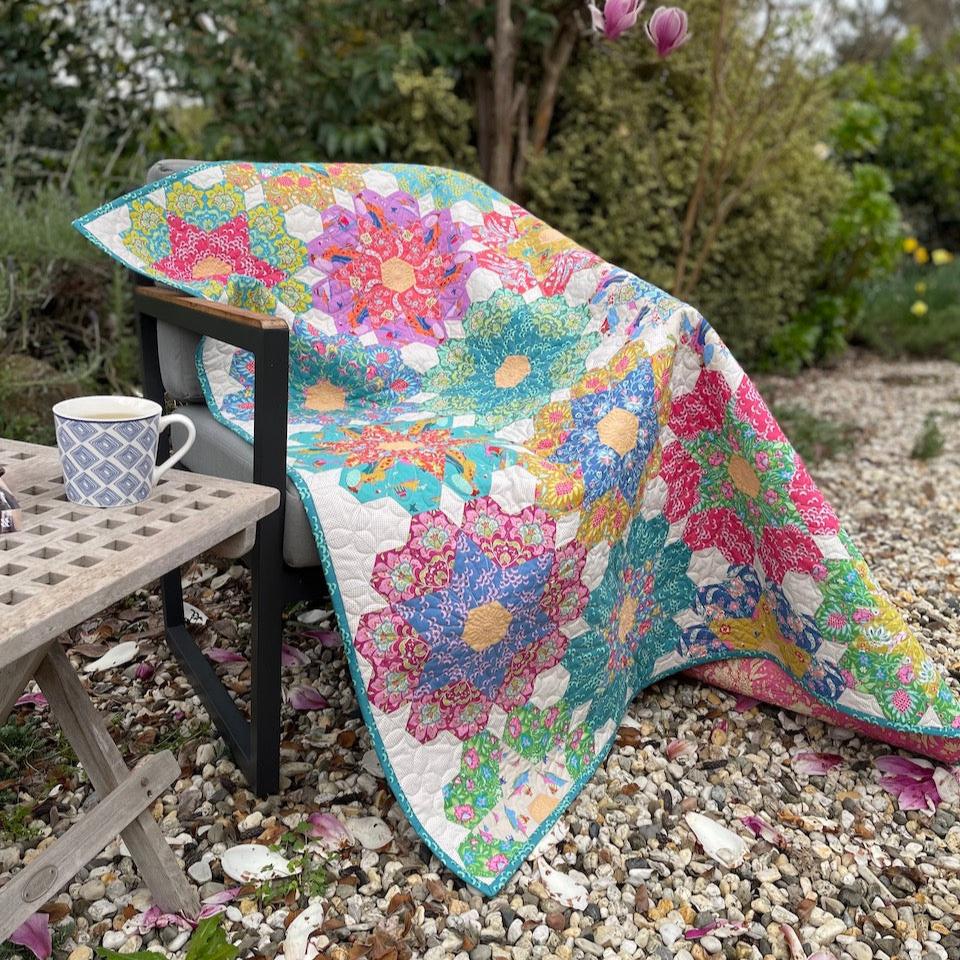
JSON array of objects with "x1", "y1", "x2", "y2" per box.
[{"x1": 53, "y1": 396, "x2": 196, "y2": 507}]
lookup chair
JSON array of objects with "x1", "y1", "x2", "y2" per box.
[{"x1": 135, "y1": 159, "x2": 325, "y2": 796}]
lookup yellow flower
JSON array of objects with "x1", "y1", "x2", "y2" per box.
[
  {"x1": 915, "y1": 281, "x2": 927, "y2": 295},
  {"x1": 903, "y1": 237, "x2": 919, "y2": 254},
  {"x1": 932, "y1": 248, "x2": 954, "y2": 266},
  {"x1": 911, "y1": 300, "x2": 929, "y2": 317},
  {"x1": 914, "y1": 246, "x2": 930, "y2": 265}
]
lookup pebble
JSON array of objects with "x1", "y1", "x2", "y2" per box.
[{"x1": 9, "y1": 358, "x2": 960, "y2": 960}]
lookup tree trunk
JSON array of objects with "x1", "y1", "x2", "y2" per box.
[{"x1": 489, "y1": 0, "x2": 519, "y2": 195}]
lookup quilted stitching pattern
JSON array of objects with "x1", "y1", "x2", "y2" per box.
[{"x1": 74, "y1": 162, "x2": 960, "y2": 894}]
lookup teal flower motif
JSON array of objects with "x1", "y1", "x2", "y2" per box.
[
  {"x1": 564, "y1": 514, "x2": 696, "y2": 730},
  {"x1": 425, "y1": 290, "x2": 597, "y2": 428}
]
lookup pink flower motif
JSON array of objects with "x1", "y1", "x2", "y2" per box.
[
  {"x1": 590, "y1": 0, "x2": 645, "y2": 40},
  {"x1": 788, "y1": 455, "x2": 840, "y2": 535},
  {"x1": 734, "y1": 377, "x2": 785, "y2": 442},
  {"x1": 465, "y1": 747, "x2": 480, "y2": 769},
  {"x1": 891, "y1": 688, "x2": 913, "y2": 714},
  {"x1": 853, "y1": 607, "x2": 874, "y2": 623},
  {"x1": 646, "y1": 7, "x2": 690, "y2": 58},
  {"x1": 669, "y1": 369, "x2": 729, "y2": 439},
  {"x1": 755, "y1": 451, "x2": 770, "y2": 470},
  {"x1": 659, "y1": 442, "x2": 702, "y2": 522},
  {"x1": 898, "y1": 663, "x2": 915, "y2": 684},
  {"x1": 683, "y1": 507, "x2": 755, "y2": 566},
  {"x1": 454, "y1": 804, "x2": 475, "y2": 822},
  {"x1": 759, "y1": 524, "x2": 822, "y2": 585},
  {"x1": 154, "y1": 215, "x2": 285, "y2": 287},
  {"x1": 827, "y1": 611, "x2": 848, "y2": 630},
  {"x1": 509, "y1": 715, "x2": 523, "y2": 738},
  {"x1": 486, "y1": 853, "x2": 510, "y2": 872}
]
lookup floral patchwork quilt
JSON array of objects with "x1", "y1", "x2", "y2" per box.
[{"x1": 76, "y1": 162, "x2": 960, "y2": 892}]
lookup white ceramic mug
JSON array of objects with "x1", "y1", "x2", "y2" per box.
[{"x1": 53, "y1": 396, "x2": 196, "y2": 507}]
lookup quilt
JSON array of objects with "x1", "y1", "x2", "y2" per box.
[{"x1": 75, "y1": 162, "x2": 960, "y2": 893}]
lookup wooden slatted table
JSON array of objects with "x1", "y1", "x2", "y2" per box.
[{"x1": 0, "y1": 437, "x2": 279, "y2": 939}]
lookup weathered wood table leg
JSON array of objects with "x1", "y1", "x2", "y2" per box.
[
  {"x1": 0, "y1": 642, "x2": 199, "y2": 939},
  {"x1": 0, "y1": 650, "x2": 46, "y2": 724}
]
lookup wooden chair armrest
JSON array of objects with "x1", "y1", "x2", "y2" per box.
[{"x1": 133, "y1": 285, "x2": 289, "y2": 336}]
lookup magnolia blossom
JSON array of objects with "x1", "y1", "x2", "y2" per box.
[
  {"x1": 589, "y1": 0, "x2": 644, "y2": 40},
  {"x1": 646, "y1": 6, "x2": 690, "y2": 57}
]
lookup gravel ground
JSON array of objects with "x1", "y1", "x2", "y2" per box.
[{"x1": 2, "y1": 354, "x2": 960, "y2": 960}]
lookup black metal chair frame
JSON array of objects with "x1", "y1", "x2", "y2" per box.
[{"x1": 134, "y1": 283, "x2": 323, "y2": 796}]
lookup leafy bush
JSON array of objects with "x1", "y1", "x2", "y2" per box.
[
  {"x1": 835, "y1": 33, "x2": 960, "y2": 247},
  {"x1": 524, "y1": 2, "x2": 864, "y2": 365}
]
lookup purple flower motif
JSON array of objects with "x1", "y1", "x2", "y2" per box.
[{"x1": 646, "y1": 6, "x2": 690, "y2": 57}]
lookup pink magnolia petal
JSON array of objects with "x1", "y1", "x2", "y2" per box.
[
  {"x1": 933, "y1": 766, "x2": 960, "y2": 805},
  {"x1": 197, "y1": 886, "x2": 242, "y2": 919},
  {"x1": 205, "y1": 646, "x2": 247, "y2": 664},
  {"x1": 741, "y1": 815, "x2": 788, "y2": 848},
  {"x1": 875, "y1": 755, "x2": 934, "y2": 779},
  {"x1": 282, "y1": 643, "x2": 310, "y2": 668},
  {"x1": 14, "y1": 692, "x2": 46, "y2": 708},
  {"x1": 306, "y1": 812, "x2": 352, "y2": 849},
  {"x1": 780, "y1": 923, "x2": 806, "y2": 960},
  {"x1": 10, "y1": 913, "x2": 52, "y2": 960},
  {"x1": 135, "y1": 661, "x2": 156, "y2": 681},
  {"x1": 685, "y1": 918, "x2": 745, "y2": 939},
  {"x1": 289, "y1": 684, "x2": 330, "y2": 711},
  {"x1": 137, "y1": 905, "x2": 194, "y2": 934},
  {"x1": 666, "y1": 739, "x2": 696, "y2": 762},
  {"x1": 881, "y1": 774, "x2": 940, "y2": 812},
  {"x1": 298, "y1": 628, "x2": 342, "y2": 649},
  {"x1": 792, "y1": 751, "x2": 843, "y2": 776}
]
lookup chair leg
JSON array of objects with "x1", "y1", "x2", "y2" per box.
[
  {"x1": 248, "y1": 511, "x2": 284, "y2": 797},
  {"x1": 158, "y1": 526, "x2": 283, "y2": 796}
]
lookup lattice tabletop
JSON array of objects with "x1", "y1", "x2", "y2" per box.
[
  {"x1": 0, "y1": 437, "x2": 279, "y2": 668},
  {"x1": 0, "y1": 437, "x2": 280, "y2": 936}
]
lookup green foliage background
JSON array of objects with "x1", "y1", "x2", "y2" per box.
[{"x1": 1, "y1": 0, "x2": 957, "y2": 442}]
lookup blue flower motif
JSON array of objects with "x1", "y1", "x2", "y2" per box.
[{"x1": 548, "y1": 358, "x2": 659, "y2": 507}]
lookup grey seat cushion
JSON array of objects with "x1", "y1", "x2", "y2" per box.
[
  {"x1": 147, "y1": 160, "x2": 206, "y2": 403},
  {"x1": 169, "y1": 405, "x2": 320, "y2": 568}
]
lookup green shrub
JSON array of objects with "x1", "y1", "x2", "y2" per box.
[
  {"x1": 835, "y1": 33, "x2": 960, "y2": 248},
  {"x1": 854, "y1": 258, "x2": 960, "y2": 361}
]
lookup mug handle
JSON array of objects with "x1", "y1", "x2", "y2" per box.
[{"x1": 154, "y1": 414, "x2": 197, "y2": 482}]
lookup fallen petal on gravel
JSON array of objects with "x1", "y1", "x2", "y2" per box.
[
  {"x1": 791, "y1": 751, "x2": 843, "y2": 775},
  {"x1": 685, "y1": 813, "x2": 750, "y2": 867},
  {"x1": 289, "y1": 684, "x2": 330, "y2": 711},
  {"x1": 83, "y1": 641, "x2": 139, "y2": 673},
  {"x1": 538, "y1": 858, "x2": 589, "y2": 909},
  {"x1": 283, "y1": 902, "x2": 325, "y2": 960},
  {"x1": 9, "y1": 913, "x2": 51, "y2": 960},
  {"x1": 306, "y1": 812, "x2": 352, "y2": 849}
]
